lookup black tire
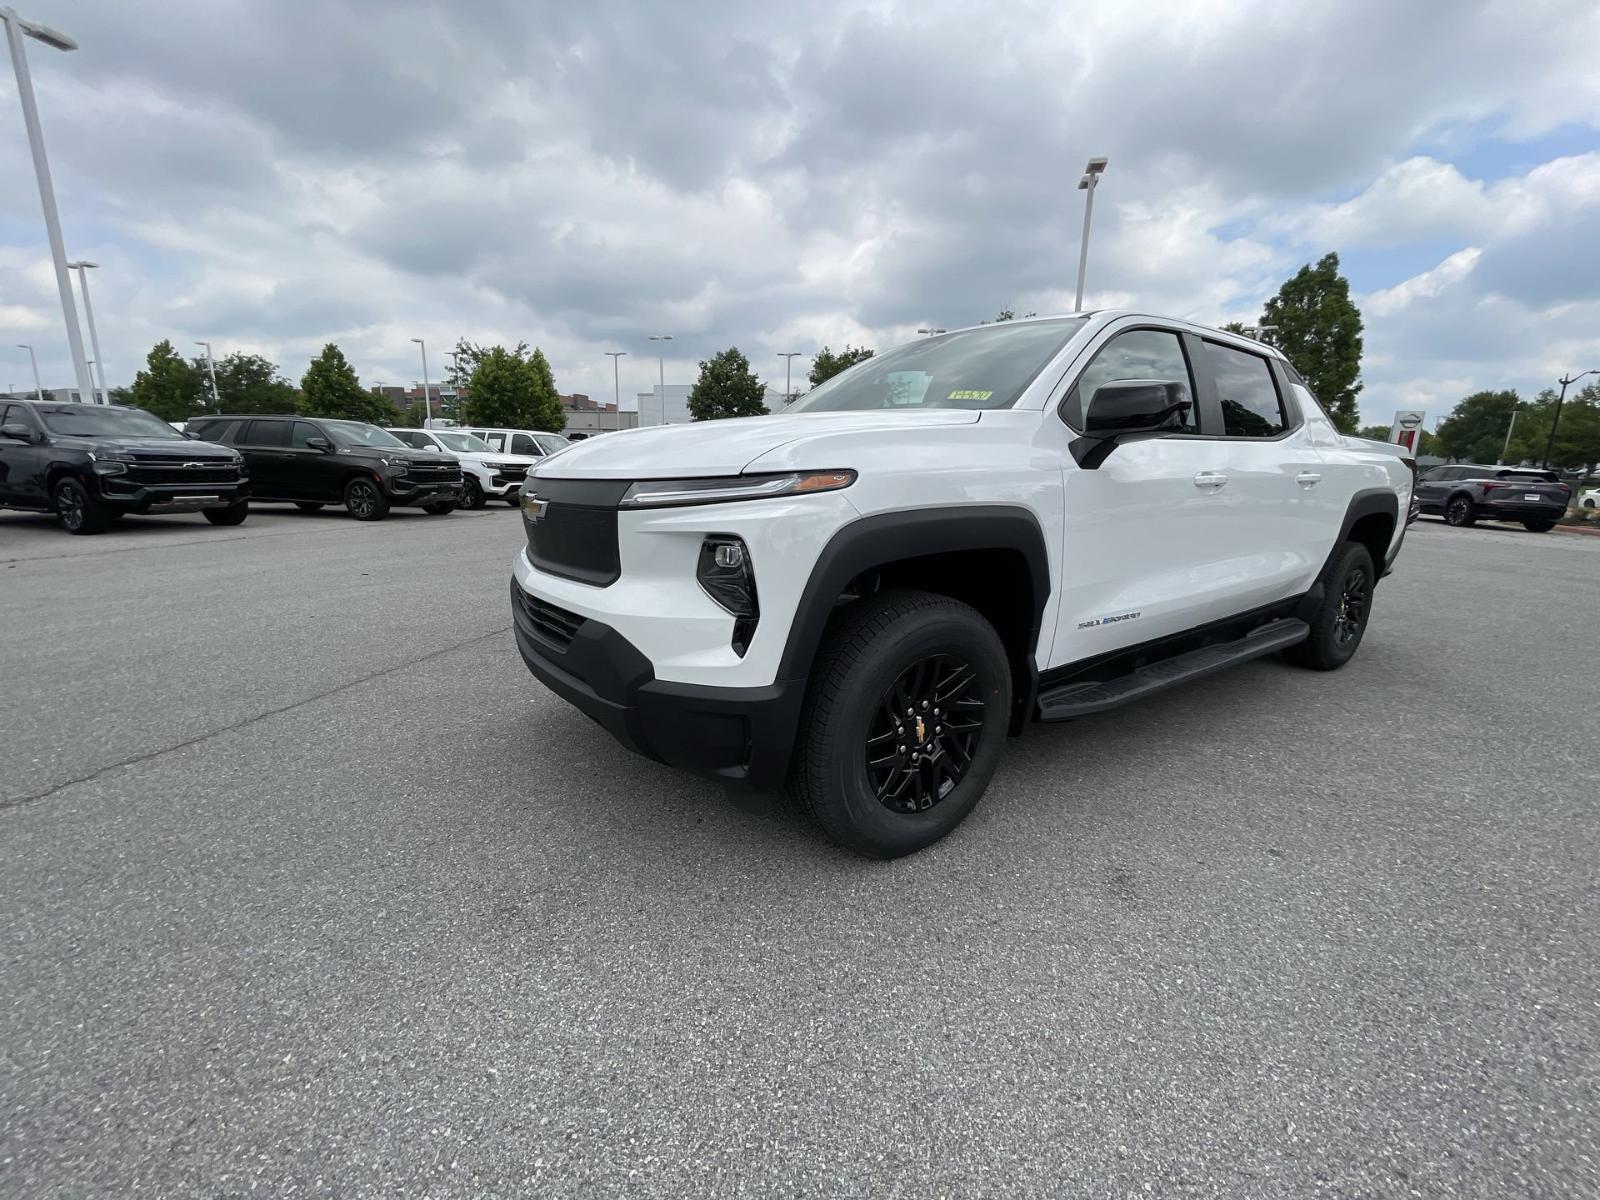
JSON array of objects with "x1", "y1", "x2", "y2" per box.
[
  {"x1": 787, "y1": 589, "x2": 1011, "y2": 859},
  {"x1": 203, "y1": 501, "x2": 249, "y2": 526},
  {"x1": 1522, "y1": 520, "x2": 1556, "y2": 533},
  {"x1": 459, "y1": 476, "x2": 485, "y2": 510},
  {"x1": 295, "y1": 502, "x2": 324, "y2": 512},
  {"x1": 422, "y1": 499, "x2": 457, "y2": 515},
  {"x1": 1444, "y1": 494, "x2": 1476, "y2": 527},
  {"x1": 344, "y1": 477, "x2": 389, "y2": 521},
  {"x1": 53, "y1": 477, "x2": 110, "y2": 535},
  {"x1": 505, "y1": 495, "x2": 521, "y2": 507},
  {"x1": 1284, "y1": 542, "x2": 1374, "y2": 671}
]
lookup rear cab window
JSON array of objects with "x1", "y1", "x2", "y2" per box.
[{"x1": 1202, "y1": 341, "x2": 1288, "y2": 437}]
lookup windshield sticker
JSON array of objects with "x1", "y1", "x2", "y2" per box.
[{"x1": 946, "y1": 389, "x2": 993, "y2": 401}]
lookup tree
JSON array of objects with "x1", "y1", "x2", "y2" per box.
[
  {"x1": 1503, "y1": 385, "x2": 1600, "y2": 470},
  {"x1": 1259, "y1": 252, "x2": 1364, "y2": 433},
  {"x1": 459, "y1": 343, "x2": 565, "y2": 431},
  {"x1": 809, "y1": 344, "x2": 875, "y2": 388},
  {"x1": 987, "y1": 308, "x2": 1036, "y2": 323},
  {"x1": 688, "y1": 347, "x2": 767, "y2": 420},
  {"x1": 1434, "y1": 390, "x2": 1520, "y2": 464},
  {"x1": 128, "y1": 340, "x2": 203, "y2": 422},
  {"x1": 201, "y1": 352, "x2": 298, "y2": 413},
  {"x1": 299, "y1": 343, "x2": 393, "y2": 423}
]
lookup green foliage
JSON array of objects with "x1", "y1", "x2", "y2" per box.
[
  {"x1": 458, "y1": 343, "x2": 566, "y2": 431},
  {"x1": 809, "y1": 344, "x2": 875, "y2": 388},
  {"x1": 197, "y1": 352, "x2": 299, "y2": 414},
  {"x1": 688, "y1": 347, "x2": 768, "y2": 420},
  {"x1": 299, "y1": 343, "x2": 394, "y2": 423},
  {"x1": 1503, "y1": 384, "x2": 1600, "y2": 470},
  {"x1": 1358, "y1": 421, "x2": 1440, "y2": 458},
  {"x1": 987, "y1": 309, "x2": 1037, "y2": 323},
  {"x1": 447, "y1": 340, "x2": 488, "y2": 388},
  {"x1": 1220, "y1": 321, "x2": 1249, "y2": 335},
  {"x1": 129, "y1": 340, "x2": 203, "y2": 422},
  {"x1": 1435, "y1": 390, "x2": 1520, "y2": 464},
  {"x1": 1260, "y1": 252, "x2": 1365, "y2": 433}
]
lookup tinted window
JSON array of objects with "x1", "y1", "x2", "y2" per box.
[
  {"x1": 1068, "y1": 329, "x2": 1197, "y2": 431},
  {"x1": 534, "y1": 434, "x2": 569, "y2": 454},
  {"x1": 321, "y1": 421, "x2": 407, "y2": 449},
  {"x1": 289, "y1": 421, "x2": 324, "y2": 448},
  {"x1": 242, "y1": 420, "x2": 292, "y2": 447},
  {"x1": 481, "y1": 433, "x2": 506, "y2": 451},
  {"x1": 1204, "y1": 342, "x2": 1286, "y2": 437},
  {"x1": 35, "y1": 406, "x2": 184, "y2": 439},
  {"x1": 510, "y1": 433, "x2": 539, "y2": 455},
  {"x1": 387, "y1": 430, "x2": 423, "y2": 448},
  {"x1": 1421, "y1": 467, "x2": 1449, "y2": 481}
]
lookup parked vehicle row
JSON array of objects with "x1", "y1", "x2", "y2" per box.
[
  {"x1": 386, "y1": 427, "x2": 537, "y2": 510},
  {"x1": 1414, "y1": 464, "x2": 1571, "y2": 531}
]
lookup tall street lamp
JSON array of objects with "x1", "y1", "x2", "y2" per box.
[
  {"x1": 195, "y1": 340, "x2": 220, "y2": 410},
  {"x1": 17, "y1": 343, "x2": 42, "y2": 399},
  {"x1": 648, "y1": 334, "x2": 673, "y2": 394},
  {"x1": 411, "y1": 337, "x2": 431, "y2": 424},
  {"x1": 3, "y1": 8, "x2": 95, "y2": 407},
  {"x1": 67, "y1": 259, "x2": 107, "y2": 403},
  {"x1": 1544, "y1": 369, "x2": 1600, "y2": 468},
  {"x1": 604, "y1": 351, "x2": 627, "y2": 411},
  {"x1": 1074, "y1": 155, "x2": 1108, "y2": 312},
  {"x1": 778, "y1": 352, "x2": 802, "y2": 404}
]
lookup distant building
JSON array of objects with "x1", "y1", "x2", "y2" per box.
[{"x1": 638, "y1": 385, "x2": 692, "y2": 426}]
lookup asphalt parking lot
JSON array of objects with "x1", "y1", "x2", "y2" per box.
[{"x1": 2, "y1": 508, "x2": 1597, "y2": 1198}]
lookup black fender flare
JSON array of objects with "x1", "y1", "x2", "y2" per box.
[
  {"x1": 1297, "y1": 488, "x2": 1399, "y2": 621},
  {"x1": 776, "y1": 506, "x2": 1052, "y2": 724}
]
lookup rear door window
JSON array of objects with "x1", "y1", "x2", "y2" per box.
[
  {"x1": 242, "y1": 420, "x2": 291, "y2": 447},
  {"x1": 1202, "y1": 342, "x2": 1288, "y2": 437}
]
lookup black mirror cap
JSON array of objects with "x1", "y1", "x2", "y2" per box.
[
  {"x1": 305, "y1": 437, "x2": 332, "y2": 451},
  {"x1": 1, "y1": 422, "x2": 34, "y2": 442},
  {"x1": 1084, "y1": 379, "x2": 1191, "y2": 437}
]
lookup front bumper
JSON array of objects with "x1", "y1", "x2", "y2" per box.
[
  {"x1": 100, "y1": 478, "x2": 250, "y2": 513},
  {"x1": 384, "y1": 477, "x2": 462, "y2": 507},
  {"x1": 1477, "y1": 500, "x2": 1567, "y2": 522},
  {"x1": 510, "y1": 579, "x2": 803, "y2": 788}
]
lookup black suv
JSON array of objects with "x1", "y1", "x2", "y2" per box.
[
  {"x1": 0, "y1": 400, "x2": 249, "y2": 535},
  {"x1": 1415, "y1": 464, "x2": 1571, "y2": 532},
  {"x1": 186, "y1": 415, "x2": 463, "y2": 520}
]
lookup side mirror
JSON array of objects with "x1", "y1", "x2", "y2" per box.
[
  {"x1": 1084, "y1": 379, "x2": 1191, "y2": 438},
  {"x1": 1, "y1": 421, "x2": 34, "y2": 443},
  {"x1": 304, "y1": 437, "x2": 332, "y2": 451},
  {"x1": 183, "y1": 429, "x2": 202, "y2": 439}
]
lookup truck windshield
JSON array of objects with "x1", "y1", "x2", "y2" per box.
[
  {"x1": 322, "y1": 421, "x2": 408, "y2": 449},
  {"x1": 433, "y1": 431, "x2": 492, "y2": 452},
  {"x1": 788, "y1": 318, "x2": 1086, "y2": 413},
  {"x1": 36, "y1": 406, "x2": 184, "y2": 439}
]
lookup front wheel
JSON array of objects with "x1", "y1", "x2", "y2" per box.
[
  {"x1": 53, "y1": 477, "x2": 110, "y2": 535},
  {"x1": 1523, "y1": 520, "x2": 1556, "y2": 533},
  {"x1": 1444, "y1": 495, "x2": 1476, "y2": 527},
  {"x1": 203, "y1": 501, "x2": 249, "y2": 526},
  {"x1": 344, "y1": 477, "x2": 390, "y2": 521},
  {"x1": 787, "y1": 590, "x2": 1011, "y2": 859},
  {"x1": 1285, "y1": 542, "x2": 1374, "y2": 671},
  {"x1": 459, "y1": 476, "x2": 485, "y2": 510}
]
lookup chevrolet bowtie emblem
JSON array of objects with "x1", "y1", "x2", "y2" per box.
[{"x1": 521, "y1": 492, "x2": 548, "y2": 521}]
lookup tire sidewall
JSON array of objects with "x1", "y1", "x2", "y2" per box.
[
  {"x1": 462, "y1": 477, "x2": 483, "y2": 509},
  {"x1": 1445, "y1": 496, "x2": 1473, "y2": 526},
  {"x1": 1314, "y1": 543, "x2": 1374, "y2": 666},
  {"x1": 345, "y1": 478, "x2": 387, "y2": 520},
  {"x1": 815, "y1": 612, "x2": 1010, "y2": 857}
]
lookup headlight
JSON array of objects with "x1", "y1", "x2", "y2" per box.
[
  {"x1": 619, "y1": 470, "x2": 856, "y2": 509},
  {"x1": 87, "y1": 450, "x2": 133, "y2": 475},
  {"x1": 698, "y1": 535, "x2": 758, "y2": 657}
]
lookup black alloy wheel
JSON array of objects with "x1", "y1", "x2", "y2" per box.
[
  {"x1": 460, "y1": 476, "x2": 484, "y2": 510},
  {"x1": 866, "y1": 654, "x2": 987, "y2": 813},
  {"x1": 344, "y1": 478, "x2": 387, "y2": 521},
  {"x1": 1445, "y1": 496, "x2": 1475, "y2": 527},
  {"x1": 55, "y1": 479, "x2": 86, "y2": 532},
  {"x1": 1333, "y1": 564, "x2": 1369, "y2": 647}
]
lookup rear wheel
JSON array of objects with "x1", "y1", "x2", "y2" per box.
[
  {"x1": 203, "y1": 500, "x2": 249, "y2": 526},
  {"x1": 1523, "y1": 520, "x2": 1556, "y2": 532},
  {"x1": 787, "y1": 590, "x2": 1011, "y2": 859},
  {"x1": 53, "y1": 477, "x2": 110, "y2": 535},
  {"x1": 295, "y1": 502, "x2": 324, "y2": 512},
  {"x1": 1285, "y1": 542, "x2": 1374, "y2": 671},
  {"x1": 459, "y1": 476, "x2": 485, "y2": 510},
  {"x1": 343, "y1": 477, "x2": 389, "y2": 521},
  {"x1": 1444, "y1": 495, "x2": 1476, "y2": 527}
]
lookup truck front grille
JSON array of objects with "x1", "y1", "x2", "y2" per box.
[
  {"x1": 521, "y1": 478, "x2": 630, "y2": 587},
  {"x1": 127, "y1": 459, "x2": 243, "y2": 486}
]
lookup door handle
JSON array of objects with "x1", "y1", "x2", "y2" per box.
[
  {"x1": 1194, "y1": 471, "x2": 1228, "y2": 489},
  {"x1": 1297, "y1": 471, "x2": 1322, "y2": 486}
]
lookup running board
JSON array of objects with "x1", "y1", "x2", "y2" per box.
[{"x1": 1035, "y1": 618, "x2": 1310, "y2": 721}]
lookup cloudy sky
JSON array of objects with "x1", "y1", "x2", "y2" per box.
[{"x1": 2, "y1": 0, "x2": 1597, "y2": 425}]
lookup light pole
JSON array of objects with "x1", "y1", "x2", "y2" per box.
[
  {"x1": 67, "y1": 259, "x2": 107, "y2": 402},
  {"x1": 411, "y1": 337, "x2": 431, "y2": 423},
  {"x1": 3, "y1": 8, "x2": 95, "y2": 407},
  {"x1": 195, "y1": 341, "x2": 220, "y2": 410},
  {"x1": 778, "y1": 352, "x2": 802, "y2": 404},
  {"x1": 604, "y1": 351, "x2": 627, "y2": 411},
  {"x1": 1544, "y1": 369, "x2": 1600, "y2": 468},
  {"x1": 916, "y1": 327, "x2": 946, "y2": 336},
  {"x1": 17, "y1": 343, "x2": 42, "y2": 399},
  {"x1": 1074, "y1": 155, "x2": 1108, "y2": 312},
  {"x1": 648, "y1": 334, "x2": 673, "y2": 396},
  {"x1": 1499, "y1": 404, "x2": 1520, "y2": 465}
]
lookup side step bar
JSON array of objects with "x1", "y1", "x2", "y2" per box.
[{"x1": 1035, "y1": 618, "x2": 1310, "y2": 721}]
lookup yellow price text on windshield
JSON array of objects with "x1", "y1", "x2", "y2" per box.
[{"x1": 947, "y1": 389, "x2": 993, "y2": 401}]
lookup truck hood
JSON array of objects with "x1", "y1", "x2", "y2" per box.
[
  {"x1": 528, "y1": 410, "x2": 981, "y2": 479},
  {"x1": 53, "y1": 436, "x2": 236, "y2": 460}
]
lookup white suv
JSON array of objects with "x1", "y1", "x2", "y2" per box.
[
  {"x1": 387, "y1": 427, "x2": 538, "y2": 509},
  {"x1": 509, "y1": 312, "x2": 1413, "y2": 857}
]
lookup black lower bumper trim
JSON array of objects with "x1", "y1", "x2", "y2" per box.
[{"x1": 510, "y1": 579, "x2": 803, "y2": 788}]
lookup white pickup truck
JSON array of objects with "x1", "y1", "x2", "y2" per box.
[{"x1": 509, "y1": 312, "x2": 1413, "y2": 857}]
